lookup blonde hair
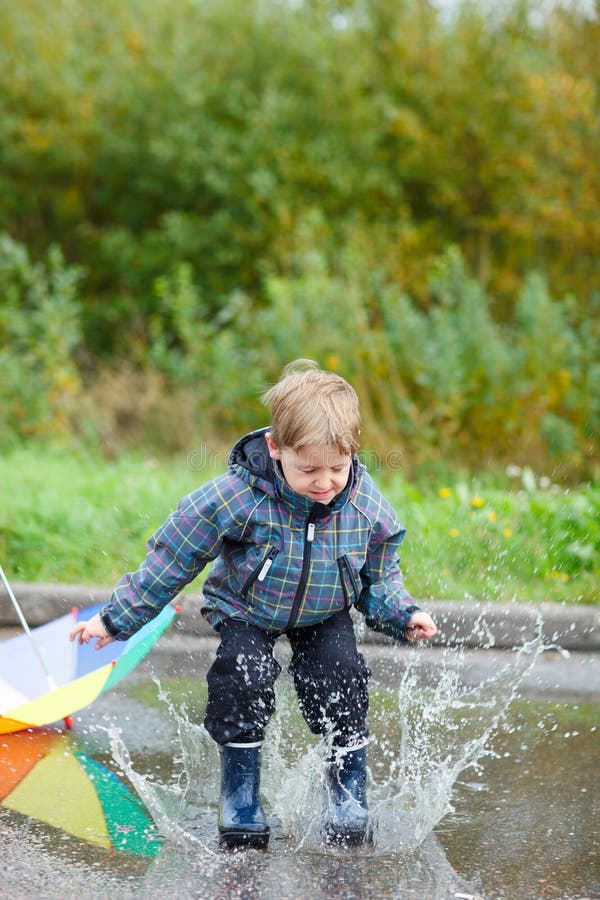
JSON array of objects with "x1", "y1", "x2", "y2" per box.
[{"x1": 262, "y1": 359, "x2": 360, "y2": 455}]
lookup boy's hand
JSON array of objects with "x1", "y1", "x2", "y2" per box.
[
  {"x1": 69, "y1": 612, "x2": 115, "y2": 650},
  {"x1": 405, "y1": 611, "x2": 437, "y2": 643}
]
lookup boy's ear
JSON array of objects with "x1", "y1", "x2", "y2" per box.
[{"x1": 264, "y1": 432, "x2": 281, "y2": 460}]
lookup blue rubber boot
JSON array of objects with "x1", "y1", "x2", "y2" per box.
[
  {"x1": 324, "y1": 745, "x2": 372, "y2": 846},
  {"x1": 218, "y1": 743, "x2": 269, "y2": 849}
]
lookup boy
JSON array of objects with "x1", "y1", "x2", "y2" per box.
[{"x1": 71, "y1": 360, "x2": 437, "y2": 849}]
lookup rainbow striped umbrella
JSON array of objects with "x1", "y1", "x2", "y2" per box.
[
  {"x1": 0, "y1": 601, "x2": 176, "y2": 734},
  {"x1": 1, "y1": 729, "x2": 162, "y2": 856}
]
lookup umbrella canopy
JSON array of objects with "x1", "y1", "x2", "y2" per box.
[
  {"x1": 0, "y1": 728, "x2": 162, "y2": 856},
  {"x1": 0, "y1": 602, "x2": 176, "y2": 734}
]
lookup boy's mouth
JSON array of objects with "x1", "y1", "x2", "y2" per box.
[{"x1": 309, "y1": 489, "x2": 334, "y2": 500}]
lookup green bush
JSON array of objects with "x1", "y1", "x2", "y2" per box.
[
  {"x1": 1, "y1": 224, "x2": 595, "y2": 477},
  {"x1": 0, "y1": 234, "x2": 83, "y2": 440},
  {"x1": 0, "y1": 0, "x2": 598, "y2": 351},
  {"x1": 223, "y1": 240, "x2": 597, "y2": 475}
]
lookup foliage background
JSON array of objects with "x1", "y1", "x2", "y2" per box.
[{"x1": 0, "y1": 0, "x2": 598, "y2": 478}]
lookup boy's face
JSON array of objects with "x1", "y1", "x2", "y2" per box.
[{"x1": 265, "y1": 434, "x2": 352, "y2": 503}]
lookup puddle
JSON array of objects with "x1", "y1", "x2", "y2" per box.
[{"x1": 1, "y1": 634, "x2": 598, "y2": 899}]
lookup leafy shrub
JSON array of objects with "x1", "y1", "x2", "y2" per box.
[
  {"x1": 0, "y1": 0, "x2": 598, "y2": 350},
  {"x1": 0, "y1": 234, "x2": 83, "y2": 441},
  {"x1": 228, "y1": 239, "x2": 597, "y2": 475},
  {"x1": 0, "y1": 225, "x2": 596, "y2": 478}
]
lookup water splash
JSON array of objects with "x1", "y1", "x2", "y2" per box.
[
  {"x1": 262, "y1": 622, "x2": 545, "y2": 854},
  {"x1": 109, "y1": 621, "x2": 545, "y2": 856},
  {"x1": 109, "y1": 684, "x2": 220, "y2": 853},
  {"x1": 370, "y1": 627, "x2": 545, "y2": 853}
]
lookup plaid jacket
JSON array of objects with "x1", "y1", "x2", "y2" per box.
[{"x1": 100, "y1": 428, "x2": 420, "y2": 641}]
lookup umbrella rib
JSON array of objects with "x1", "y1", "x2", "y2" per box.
[{"x1": 0, "y1": 565, "x2": 57, "y2": 691}]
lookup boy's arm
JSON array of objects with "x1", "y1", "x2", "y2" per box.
[
  {"x1": 355, "y1": 528, "x2": 436, "y2": 643},
  {"x1": 98, "y1": 476, "x2": 241, "y2": 640}
]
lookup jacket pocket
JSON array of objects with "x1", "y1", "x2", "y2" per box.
[
  {"x1": 337, "y1": 554, "x2": 361, "y2": 606},
  {"x1": 241, "y1": 546, "x2": 280, "y2": 600}
]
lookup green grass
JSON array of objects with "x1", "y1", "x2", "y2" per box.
[
  {"x1": 379, "y1": 467, "x2": 599, "y2": 605},
  {"x1": 0, "y1": 445, "x2": 597, "y2": 605}
]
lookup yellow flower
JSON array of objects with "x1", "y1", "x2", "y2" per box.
[
  {"x1": 449, "y1": 528, "x2": 459, "y2": 538},
  {"x1": 560, "y1": 573, "x2": 569, "y2": 583},
  {"x1": 503, "y1": 528, "x2": 513, "y2": 538},
  {"x1": 438, "y1": 487, "x2": 452, "y2": 499},
  {"x1": 551, "y1": 570, "x2": 560, "y2": 579},
  {"x1": 488, "y1": 511, "x2": 498, "y2": 522},
  {"x1": 471, "y1": 497, "x2": 485, "y2": 508}
]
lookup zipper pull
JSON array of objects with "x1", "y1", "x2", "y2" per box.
[
  {"x1": 257, "y1": 557, "x2": 274, "y2": 581},
  {"x1": 307, "y1": 523, "x2": 315, "y2": 542}
]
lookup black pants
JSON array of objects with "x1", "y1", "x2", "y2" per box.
[{"x1": 204, "y1": 609, "x2": 370, "y2": 748}]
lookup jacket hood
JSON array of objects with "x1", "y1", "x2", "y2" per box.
[
  {"x1": 228, "y1": 427, "x2": 275, "y2": 489},
  {"x1": 228, "y1": 427, "x2": 364, "y2": 517}
]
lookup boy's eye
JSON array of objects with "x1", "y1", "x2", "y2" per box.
[{"x1": 300, "y1": 466, "x2": 346, "y2": 474}]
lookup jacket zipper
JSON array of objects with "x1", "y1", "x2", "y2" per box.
[
  {"x1": 286, "y1": 511, "x2": 318, "y2": 629},
  {"x1": 338, "y1": 554, "x2": 361, "y2": 605},
  {"x1": 240, "y1": 546, "x2": 279, "y2": 600}
]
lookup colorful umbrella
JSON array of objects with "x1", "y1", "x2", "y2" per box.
[
  {"x1": 0, "y1": 728, "x2": 163, "y2": 856},
  {"x1": 0, "y1": 599, "x2": 176, "y2": 734}
]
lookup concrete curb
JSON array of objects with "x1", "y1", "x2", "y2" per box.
[{"x1": 1, "y1": 582, "x2": 598, "y2": 651}]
